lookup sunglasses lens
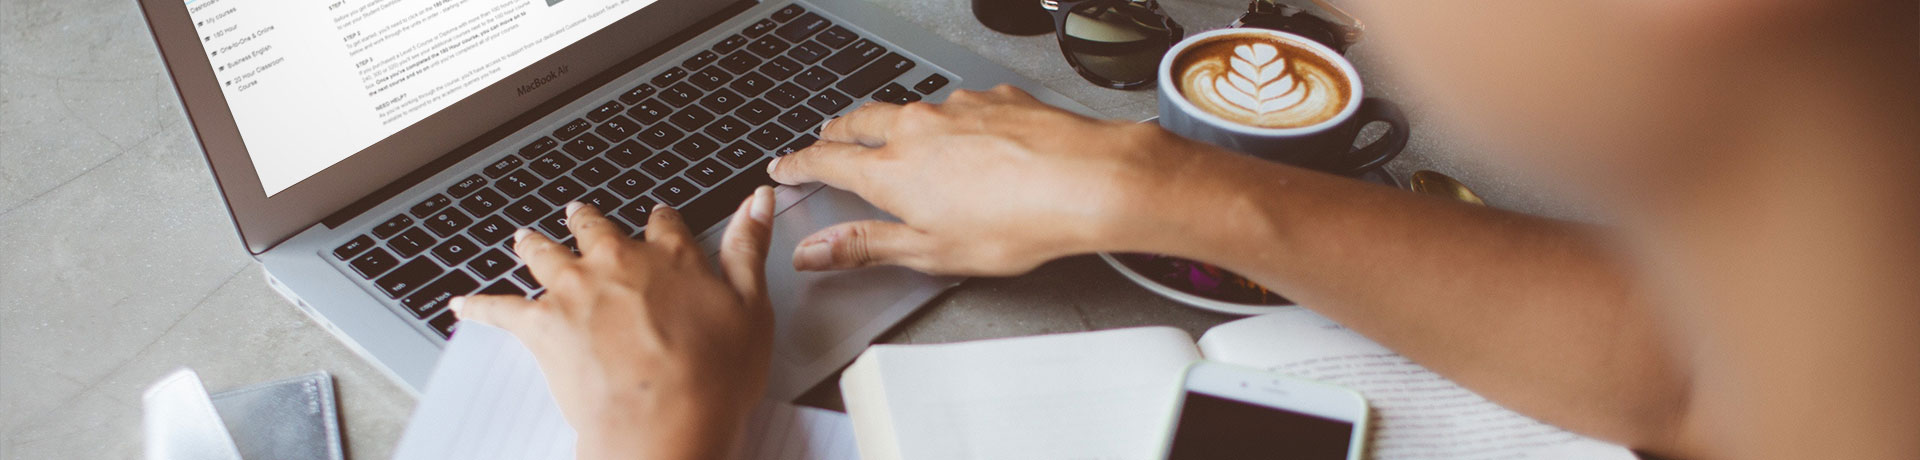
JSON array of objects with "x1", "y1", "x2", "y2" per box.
[{"x1": 1062, "y1": 2, "x2": 1176, "y2": 86}]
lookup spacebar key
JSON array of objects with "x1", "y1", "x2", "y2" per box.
[
  {"x1": 680, "y1": 159, "x2": 777, "y2": 235},
  {"x1": 836, "y1": 54, "x2": 914, "y2": 97}
]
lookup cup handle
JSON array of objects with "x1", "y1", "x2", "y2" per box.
[{"x1": 1326, "y1": 97, "x2": 1411, "y2": 175}]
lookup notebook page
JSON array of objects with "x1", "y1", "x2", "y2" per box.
[
  {"x1": 392, "y1": 322, "x2": 858, "y2": 460},
  {"x1": 1196, "y1": 311, "x2": 1636, "y2": 460}
]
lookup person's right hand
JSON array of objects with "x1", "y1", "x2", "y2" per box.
[{"x1": 768, "y1": 85, "x2": 1232, "y2": 275}]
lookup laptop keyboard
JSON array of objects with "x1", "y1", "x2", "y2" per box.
[{"x1": 323, "y1": 3, "x2": 953, "y2": 340}]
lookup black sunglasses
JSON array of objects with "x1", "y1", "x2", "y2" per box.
[{"x1": 1041, "y1": 0, "x2": 1363, "y2": 90}]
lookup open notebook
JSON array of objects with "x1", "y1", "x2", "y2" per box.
[
  {"x1": 840, "y1": 310, "x2": 1637, "y2": 460},
  {"x1": 391, "y1": 322, "x2": 858, "y2": 460}
]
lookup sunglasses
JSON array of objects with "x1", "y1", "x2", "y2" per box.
[{"x1": 1040, "y1": 0, "x2": 1364, "y2": 90}]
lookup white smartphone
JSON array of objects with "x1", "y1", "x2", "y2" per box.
[{"x1": 1157, "y1": 361, "x2": 1370, "y2": 460}]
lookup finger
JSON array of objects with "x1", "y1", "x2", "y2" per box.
[
  {"x1": 563, "y1": 202, "x2": 625, "y2": 256},
  {"x1": 719, "y1": 186, "x2": 775, "y2": 304},
  {"x1": 767, "y1": 140, "x2": 876, "y2": 187},
  {"x1": 644, "y1": 204, "x2": 694, "y2": 248},
  {"x1": 449, "y1": 294, "x2": 545, "y2": 332},
  {"x1": 790, "y1": 220, "x2": 936, "y2": 272},
  {"x1": 818, "y1": 102, "x2": 902, "y2": 147},
  {"x1": 512, "y1": 229, "x2": 577, "y2": 283}
]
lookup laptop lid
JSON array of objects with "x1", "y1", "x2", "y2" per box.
[{"x1": 139, "y1": 0, "x2": 742, "y2": 254}]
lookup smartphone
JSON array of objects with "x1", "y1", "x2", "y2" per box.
[{"x1": 1158, "y1": 361, "x2": 1370, "y2": 460}]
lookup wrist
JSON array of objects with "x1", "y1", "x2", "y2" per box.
[
  {"x1": 1086, "y1": 133, "x2": 1268, "y2": 260},
  {"x1": 574, "y1": 387, "x2": 751, "y2": 460}
]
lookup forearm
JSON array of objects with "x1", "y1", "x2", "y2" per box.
[{"x1": 1104, "y1": 151, "x2": 1691, "y2": 452}]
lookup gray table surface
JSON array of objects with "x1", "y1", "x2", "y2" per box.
[{"x1": 0, "y1": 0, "x2": 1581, "y2": 458}]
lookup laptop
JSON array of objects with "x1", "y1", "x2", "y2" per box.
[{"x1": 137, "y1": 0, "x2": 1093, "y2": 401}]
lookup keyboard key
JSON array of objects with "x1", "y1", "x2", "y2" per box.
[
  {"x1": 427, "y1": 311, "x2": 459, "y2": 339},
  {"x1": 609, "y1": 170, "x2": 656, "y2": 198},
  {"x1": 574, "y1": 158, "x2": 618, "y2": 186},
  {"x1": 410, "y1": 194, "x2": 452, "y2": 218},
  {"x1": 689, "y1": 67, "x2": 732, "y2": 91},
  {"x1": 780, "y1": 133, "x2": 819, "y2": 156},
  {"x1": 562, "y1": 133, "x2": 610, "y2": 160},
  {"x1": 377, "y1": 257, "x2": 443, "y2": 298},
  {"x1": 838, "y1": 53, "x2": 915, "y2": 97},
  {"x1": 650, "y1": 67, "x2": 688, "y2": 86},
  {"x1": 350, "y1": 247, "x2": 400, "y2": 278},
  {"x1": 628, "y1": 99, "x2": 672, "y2": 124},
  {"x1": 788, "y1": 41, "x2": 832, "y2": 64},
  {"x1": 766, "y1": 83, "x2": 808, "y2": 107},
  {"x1": 504, "y1": 196, "x2": 549, "y2": 226},
  {"x1": 423, "y1": 208, "x2": 474, "y2": 238},
  {"x1": 606, "y1": 141, "x2": 650, "y2": 168},
  {"x1": 638, "y1": 123, "x2": 686, "y2": 149},
  {"x1": 586, "y1": 100, "x2": 625, "y2": 123},
  {"x1": 477, "y1": 278, "x2": 526, "y2": 297},
  {"x1": 512, "y1": 266, "x2": 541, "y2": 290},
  {"x1": 619, "y1": 84, "x2": 657, "y2": 105},
  {"x1": 471, "y1": 215, "x2": 516, "y2": 245},
  {"x1": 336, "y1": 235, "x2": 375, "y2": 260},
  {"x1": 530, "y1": 152, "x2": 577, "y2": 179},
  {"x1": 815, "y1": 26, "x2": 856, "y2": 48},
  {"x1": 391, "y1": 227, "x2": 436, "y2": 258},
  {"x1": 653, "y1": 177, "x2": 701, "y2": 207},
  {"x1": 681, "y1": 158, "x2": 776, "y2": 234},
  {"x1": 673, "y1": 133, "x2": 721, "y2": 160},
  {"x1": 793, "y1": 67, "x2": 836, "y2": 91},
  {"x1": 682, "y1": 50, "x2": 719, "y2": 69},
  {"x1": 537, "y1": 176, "x2": 588, "y2": 205},
  {"x1": 402, "y1": 271, "x2": 477, "y2": 318},
  {"x1": 431, "y1": 234, "x2": 481, "y2": 265},
  {"x1": 373, "y1": 214, "x2": 413, "y2": 239},
  {"x1": 739, "y1": 100, "x2": 780, "y2": 124},
  {"x1": 459, "y1": 188, "x2": 507, "y2": 216},
  {"x1": 730, "y1": 72, "x2": 776, "y2": 96},
  {"x1": 686, "y1": 159, "x2": 734, "y2": 187},
  {"x1": 714, "y1": 34, "x2": 751, "y2": 54},
  {"x1": 704, "y1": 116, "x2": 752, "y2": 141},
  {"x1": 497, "y1": 169, "x2": 541, "y2": 197},
  {"x1": 718, "y1": 51, "x2": 764, "y2": 74},
  {"x1": 595, "y1": 116, "x2": 643, "y2": 141},
  {"x1": 670, "y1": 106, "x2": 717, "y2": 131},
  {"x1": 771, "y1": 4, "x2": 806, "y2": 22},
  {"x1": 537, "y1": 209, "x2": 572, "y2": 240},
  {"x1": 470, "y1": 249, "x2": 518, "y2": 277},
  {"x1": 519, "y1": 137, "x2": 558, "y2": 158},
  {"x1": 806, "y1": 89, "x2": 853, "y2": 114},
  {"x1": 717, "y1": 141, "x2": 764, "y2": 169},
  {"x1": 553, "y1": 118, "x2": 592, "y2": 140},
  {"x1": 662, "y1": 82, "x2": 702, "y2": 106},
  {"x1": 699, "y1": 88, "x2": 747, "y2": 113},
  {"x1": 578, "y1": 189, "x2": 624, "y2": 213},
  {"x1": 749, "y1": 124, "x2": 795, "y2": 150},
  {"x1": 641, "y1": 151, "x2": 689, "y2": 179},
  {"x1": 914, "y1": 73, "x2": 951, "y2": 94},
  {"x1": 747, "y1": 36, "x2": 790, "y2": 59},
  {"x1": 823, "y1": 39, "x2": 883, "y2": 74},
  {"x1": 742, "y1": 18, "x2": 778, "y2": 38},
  {"x1": 874, "y1": 82, "x2": 918, "y2": 104},
  {"x1": 774, "y1": 12, "x2": 831, "y2": 42},
  {"x1": 447, "y1": 174, "x2": 487, "y2": 198},
  {"x1": 759, "y1": 56, "x2": 803, "y2": 79},
  {"x1": 483, "y1": 156, "x2": 522, "y2": 178},
  {"x1": 778, "y1": 106, "x2": 825, "y2": 132},
  {"x1": 618, "y1": 197, "x2": 661, "y2": 230}
]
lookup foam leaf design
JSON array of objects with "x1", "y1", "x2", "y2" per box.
[{"x1": 1212, "y1": 43, "x2": 1307, "y2": 114}]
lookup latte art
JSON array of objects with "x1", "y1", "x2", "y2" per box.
[{"x1": 1172, "y1": 35, "x2": 1352, "y2": 129}]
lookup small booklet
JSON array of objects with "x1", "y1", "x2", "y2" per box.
[{"x1": 839, "y1": 310, "x2": 1637, "y2": 460}]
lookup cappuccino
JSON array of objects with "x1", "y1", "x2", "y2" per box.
[{"x1": 1170, "y1": 32, "x2": 1352, "y2": 129}]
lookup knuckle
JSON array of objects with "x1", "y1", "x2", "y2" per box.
[
  {"x1": 988, "y1": 84, "x2": 1021, "y2": 96},
  {"x1": 946, "y1": 88, "x2": 982, "y2": 102}
]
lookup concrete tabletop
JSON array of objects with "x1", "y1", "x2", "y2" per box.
[{"x1": 0, "y1": 0, "x2": 1578, "y2": 457}]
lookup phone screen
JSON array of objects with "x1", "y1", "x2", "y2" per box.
[{"x1": 1165, "y1": 391, "x2": 1355, "y2": 460}]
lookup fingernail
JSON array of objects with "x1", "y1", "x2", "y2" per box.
[
  {"x1": 793, "y1": 240, "x2": 833, "y2": 271},
  {"x1": 449, "y1": 296, "x2": 466, "y2": 313},
  {"x1": 818, "y1": 117, "x2": 834, "y2": 134},
  {"x1": 565, "y1": 201, "x2": 584, "y2": 218},
  {"x1": 750, "y1": 186, "x2": 774, "y2": 224},
  {"x1": 766, "y1": 157, "x2": 782, "y2": 175},
  {"x1": 514, "y1": 228, "x2": 534, "y2": 243}
]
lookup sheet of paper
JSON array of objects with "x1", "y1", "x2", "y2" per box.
[
  {"x1": 392, "y1": 322, "x2": 859, "y2": 460},
  {"x1": 1196, "y1": 310, "x2": 1637, "y2": 460}
]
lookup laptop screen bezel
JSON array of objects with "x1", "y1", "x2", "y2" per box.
[{"x1": 139, "y1": 0, "x2": 747, "y2": 254}]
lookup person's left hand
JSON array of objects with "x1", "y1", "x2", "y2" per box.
[{"x1": 450, "y1": 187, "x2": 777, "y2": 460}]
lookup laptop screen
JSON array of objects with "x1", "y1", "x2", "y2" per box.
[{"x1": 186, "y1": 0, "x2": 660, "y2": 196}]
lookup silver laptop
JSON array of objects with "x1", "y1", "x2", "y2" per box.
[{"x1": 138, "y1": 0, "x2": 1092, "y2": 400}]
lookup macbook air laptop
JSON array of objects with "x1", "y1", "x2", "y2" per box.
[{"x1": 137, "y1": 0, "x2": 1093, "y2": 400}]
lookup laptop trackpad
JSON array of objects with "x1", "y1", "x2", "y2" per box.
[{"x1": 700, "y1": 185, "x2": 958, "y2": 401}]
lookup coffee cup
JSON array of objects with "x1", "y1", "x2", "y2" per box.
[{"x1": 1156, "y1": 28, "x2": 1408, "y2": 176}]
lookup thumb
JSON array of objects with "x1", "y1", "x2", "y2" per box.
[
  {"x1": 451, "y1": 294, "x2": 546, "y2": 333},
  {"x1": 791, "y1": 220, "x2": 935, "y2": 272},
  {"x1": 719, "y1": 186, "x2": 775, "y2": 305}
]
